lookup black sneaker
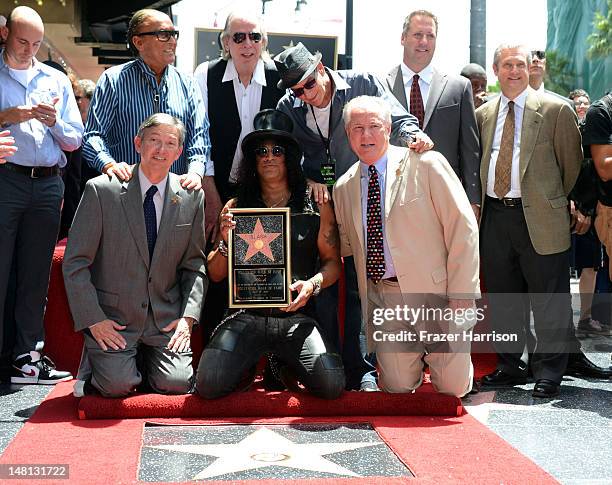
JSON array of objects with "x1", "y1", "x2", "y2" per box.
[{"x1": 11, "y1": 351, "x2": 73, "y2": 385}]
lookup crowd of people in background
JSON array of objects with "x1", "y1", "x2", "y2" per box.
[{"x1": 0, "y1": 5, "x2": 610, "y2": 401}]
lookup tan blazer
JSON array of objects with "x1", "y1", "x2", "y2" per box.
[
  {"x1": 63, "y1": 168, "x2": 207, "y2": 347},
  {"x1": 333, "y1": 145, "x2": 480, "y2": 346},
  {"x1": 476, "y1": 88, "x2": 582, "y2": 255}
]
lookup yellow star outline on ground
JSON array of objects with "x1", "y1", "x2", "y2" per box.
[
  {"x1": 236, "y1": 218, "x2": 281, "y2": 261},
  {"x1": 147, "y1": 426, "x2": 382, "y2": 480}
]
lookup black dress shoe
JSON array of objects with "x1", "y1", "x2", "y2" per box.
[
  {"x1": 480, "y1": 369, "x2": 527, "y2": 388},
  {"x1": 532, "y1": 379, "x2": 560, "y2": 398},
  {"x1": 565, "y1": 352, "x2": 612, "y2": 379}
]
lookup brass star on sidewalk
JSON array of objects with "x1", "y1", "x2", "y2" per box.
[
  {"x1": 148, "y1": 426, "x2": 381, "y2": 480},
  {"x1": 236, "y1": 218, "x2": 281, "y2": 261}
]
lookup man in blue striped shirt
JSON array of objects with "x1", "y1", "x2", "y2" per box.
[{"x1": 82, "y1": 9, "x2": 221, "y2": 238}]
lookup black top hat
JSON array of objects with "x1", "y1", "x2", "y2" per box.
[
  {"x1": 241, "y1": 109, "x2": 303, "y2": 162},
  {"x1": 273, "y1": 42, "x2": 322, "y2": 90}
]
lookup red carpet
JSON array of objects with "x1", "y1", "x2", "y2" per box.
[
  {"x1": 77, "y1": 385, "x2": 462, "y2": 420},
  {"x1": 0, "y1": 382, "x2": 559, "y2": 484}
]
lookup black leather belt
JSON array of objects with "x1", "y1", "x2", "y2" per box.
[
  {"x1": 1, "y1": 162, "x2": 60, "y2": 178},
  {"x1": 486, "y1": 195, "x2": 522, "y2": 207}
]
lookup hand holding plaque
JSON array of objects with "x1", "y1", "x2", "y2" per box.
[{"x1": 228, "y1": 208, "x2": 292, "y2": 308}]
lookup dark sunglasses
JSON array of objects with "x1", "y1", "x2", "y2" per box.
[
  {"x1": 134, "y1": 30, "x2": 180, "y2": 42},
  {"x1": 254, "y1": 145, "x2": 286, "y2": 157},
  {"x1": 291, "y1": 75, "x2": 318, "y2": 97},
  {"x1": 232, "y1": 32, "x2": 262, "y2": 44},
  {"x1": 531, "y1": 50, "x2": 546, "y2": 60}
]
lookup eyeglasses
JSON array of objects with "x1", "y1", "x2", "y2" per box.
[
  {"x1": 291, "y1": 75, "x2": 318, "y2": 97},
  {"x1": 254, "y1": 145, "x2": 286, "y2": 157},
  {"x1": 134, "y1": 30, "x2": 180, "y2": 42},
  {"x1": 232, "y1": 32, "x2": 262, "y2": 44},
  {"x1": 531, "y1": 50, "x2": 546, "y2": 60}
]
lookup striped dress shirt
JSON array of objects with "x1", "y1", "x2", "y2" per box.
[{"x1": 82, "y1": 58, "x2": 212, "y2": 176}]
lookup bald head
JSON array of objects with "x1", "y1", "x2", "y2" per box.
[{"x1": 5, "y1": 6, "x2": 44, "y2": 69}]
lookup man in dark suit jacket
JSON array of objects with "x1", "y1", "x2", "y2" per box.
[
  {"x1": 63, "y1": 114, "x2": 207, "y2": 397},
  {"x1": 387, "y1": 9, "x2": 481, "y2": 215}
]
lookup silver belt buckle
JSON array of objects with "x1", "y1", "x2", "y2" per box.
[{"x1": 30, "y1": 167, "x2": 39, "y2": 179}]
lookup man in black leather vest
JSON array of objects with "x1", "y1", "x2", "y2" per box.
[
  {"x1": 194, "y1": 10, "x2": 285, "y2": 208},
  {"x1": 193, "y1": 10, "x2": 286, "y2": 360}
]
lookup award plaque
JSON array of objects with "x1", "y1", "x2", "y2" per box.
[{"x1": 228, "y1": 208, "x2": 292, "y2": 308}]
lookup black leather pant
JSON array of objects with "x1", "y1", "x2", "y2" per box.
[{"x1": 195, "y1": 310, "x2": 345, "y2": 399}]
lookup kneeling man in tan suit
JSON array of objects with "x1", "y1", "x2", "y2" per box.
[
  {"x1": 63, "y1": 114, "x2": 207, "y2": 397},
  {"x1": 333, "y1": 96, "x2": 480, "y2": 396}
]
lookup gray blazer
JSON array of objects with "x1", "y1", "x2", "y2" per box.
[
  {"x1": 63, "y1": 168, "x2": 207, "y2": 347},
  {"x1": 387, "y1": 65, "x2": 481, "y2": 203}
]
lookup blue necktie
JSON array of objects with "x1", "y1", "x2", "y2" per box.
[{"x1": 144, "y1": 185, "x2": 158, "y2": 261}]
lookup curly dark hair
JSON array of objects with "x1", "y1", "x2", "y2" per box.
[{"x1": 235, "y1": 136, "x2": 307, "y2": 211}]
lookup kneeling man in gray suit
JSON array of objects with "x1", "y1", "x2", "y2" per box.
[{"x1": 63, "y1": 114, "x2": 207, "y2": 397}]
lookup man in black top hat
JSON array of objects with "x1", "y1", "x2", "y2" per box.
[{"x1": 274, "y1": 42, "x2": 433, "y2": 392}]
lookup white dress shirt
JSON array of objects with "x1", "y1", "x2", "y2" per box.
[
  {"x1": 139, "y1": 166, "x2": 167, "y2": 231},
  {"x1": 486, "y1": 88, "x2": 529, "y2": 198},
  {"x1": 401, "y1": 62, "x2": 433, "y2": 109},
  {"x1": 193, "y1": 58, "x2": 267, "y2": 182}
]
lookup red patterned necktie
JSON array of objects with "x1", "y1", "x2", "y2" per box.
[
  {"x1": 366, "y1": 165, "x2": 385, "y2": 283},
  {"x1": 410, "y1": 74, "x2": 425, "y2": 129}
]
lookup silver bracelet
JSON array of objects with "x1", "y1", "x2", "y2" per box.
[
  {"x1": 217, "y1": 239, "x2": 228, "y2": 257},
  {"x1": 309, "y1": 275, "x2": 322, "y2": 296}
]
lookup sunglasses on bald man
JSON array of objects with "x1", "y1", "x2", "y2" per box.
[
  {"x1": 134, "y1": 30, "x2": 179, "y2": 42},
  {"x1": 531, "y1": 50, "x2": 546, "y2": 60},
  {"x1": 232, "y1": 32, "x2": 262, "y2": 44}
]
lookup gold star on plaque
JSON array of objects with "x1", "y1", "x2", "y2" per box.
[{"x1": 237, "y1": 218, "x2": 281, "y2": 261}]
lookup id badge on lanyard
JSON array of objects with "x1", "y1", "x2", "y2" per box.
[
  {"x1": 309, "y1": 103, "x2": 336, "y2": 187},
  {"x1": 321, "y1": 158, "x2": 336, "y2": 187}
]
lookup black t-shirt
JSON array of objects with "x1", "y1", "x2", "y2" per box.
[{"x1": 583, "y1": 95, "x2": 612, "y2": 205}]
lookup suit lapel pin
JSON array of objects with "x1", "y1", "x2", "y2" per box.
[
  {"x1": 171, "y1": 195, "x2": 179, "y2": 205},
  {"x1": 396, "y1": 168, "x2": 401, "y2": 177}
]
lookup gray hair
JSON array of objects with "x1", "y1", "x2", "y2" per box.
[
  {"x1": 137, "y1": 113, "x2": 185, "y2": 146},
  {"x1": 77, "y1": 79, "x2": 96, "y2": 99},
  {"x1": 343, "y1": 96, "x2": 392, "y2": 130},
  {"x1": 402, "y1": 9, "x2": 439, "y2": 35},
  {"x1": 220, "y1": 10, "x2": 270, "y2": 61},
  {"x1": 493, "y1": 43, "x2": 532, "y2": 67}
]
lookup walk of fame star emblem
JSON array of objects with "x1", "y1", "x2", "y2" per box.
[
  {"x1": 236, "y1": 218, "x2": 281, "y2": 262},
  {"x1": 139, "y1": 423, "x2": 412, "y2": 481}
]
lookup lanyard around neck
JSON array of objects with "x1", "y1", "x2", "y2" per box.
[{"x1": 309, "y1": 100, "x2": 333, "y2": 161}]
